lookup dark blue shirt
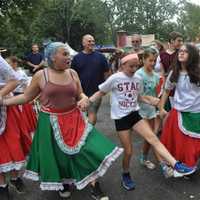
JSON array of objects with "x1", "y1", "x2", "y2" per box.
[
  {"x1": 25, "y1": 52, "x2": 43, "y2": 65},
  {"x1": 72, "y1": 51, "x2": 109, "y2": 96}
]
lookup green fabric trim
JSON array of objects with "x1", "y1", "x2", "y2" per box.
[
  {"x1": 50, "y1": 112, "x2": 93, "y2": 155},
  {"x1": 178, "y1": 111, "x2": 200, "y2": 138}
]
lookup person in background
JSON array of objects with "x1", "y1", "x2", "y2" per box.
[
  {"x1": 72, "y1": 34, "x2": 111, "y2": 125},
  {"x1": 130, "y1": 34, "x2": 144, "y2": 68},
  {"x1": 25, "y1": 44, "x2": 44, "y2": 75}
]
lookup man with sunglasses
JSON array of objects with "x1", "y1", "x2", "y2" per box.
[
  {"x1": 130, "y1": 34, "x2": 144, "y2": 68},
  {"x1": 131, "y1": 34, "x2": 144, "y2": 54}
]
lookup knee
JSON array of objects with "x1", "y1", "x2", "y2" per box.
[{"x1": 124, "y1": 147, "x2": 133, "y2": 158}]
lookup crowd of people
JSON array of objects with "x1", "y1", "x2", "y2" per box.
[{"x1": 0, "y1": 31, "x2": 199, "y2": 200}]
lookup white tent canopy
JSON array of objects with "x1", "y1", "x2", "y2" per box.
[{"x1": 64, "y1": 42, "x2": 78, "y2": 57}]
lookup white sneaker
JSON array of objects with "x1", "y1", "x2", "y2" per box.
[
  {"x1": 59, "y1": 184, "x2": 71, "y2": 198},
  {"x1": 161, "y1": 164, "x2": 174, "y2": 178}
]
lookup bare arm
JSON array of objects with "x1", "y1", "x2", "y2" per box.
[
  {"x1": 0, "y1": 80, "x2": 19, "y2": 97},
  {"x1": 70, "y1": 69, "x2": 89, "y2": 111},
  {"x1": 2, "y1": 71, "x2": 42, "y2": 106},
  {"x1": 33, "y1": 61, "x2": 45, "y2": 72},
  {"x1": 38, "y1": 60, "x2": 44, "y2": 67},
  {"x1": 27, "y1": 61, "x2": 36, "y2": 69},
  {"x1": 158, "y1": 89, "x2": 170, "y2": 110},
  {"x1": 139, "y1": 95, "x2": 160, "y2": 106},
  {"x1": 89, "y1": 91, "x2": 106, "y2": 103},
  {"x1": 159, "y1": 62, "x2": 165, "y2": 77},
  {"x1": 104, "y1": 69, "x2": 112, "y2": 80}
]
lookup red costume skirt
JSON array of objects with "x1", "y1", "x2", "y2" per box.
[
  {"x1": 161, "y1": 109, "x2": 200, "y2": 167},
  {"x1": 18, "y1": 103, "x2": 37, "y2": 136},
  {"x1": 0, "y1": 105, "x2": 32, "y2": 173}
]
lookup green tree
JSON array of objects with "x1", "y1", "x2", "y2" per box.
[
  {"x1": 104, "y1": 0, "x2": 180, "y2": 41},
  {"x1": 179, "y1": 2, "x2": 200, "y2": 41}
]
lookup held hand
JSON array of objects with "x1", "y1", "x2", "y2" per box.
[
  {"x1": 159, "y1": 109, "x2": 168, "y2": 119},
  {"x1": 77, "y1": 96, "x2": 90, "y2": 112},
  {"x1": 150, "y1": 97, "x2": 160, "y2": 106},
  {"x1": 33, "y1": 65, "x2": 40, "y2": 72}
]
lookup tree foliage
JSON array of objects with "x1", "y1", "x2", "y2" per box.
[
  {"x1": 0, "y1": 0, "x2": 199, "y2": 56},
  {"x1": 179, "y1": 2, "x2": 200, "y2": 41}
]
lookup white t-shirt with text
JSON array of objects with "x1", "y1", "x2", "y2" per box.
[{"x1": 99, "y1": 72, "x2": 142, "y2": 119}]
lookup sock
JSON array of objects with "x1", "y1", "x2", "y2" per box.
[
  {"x1": 10, "y1": 177, "x2": 18, "y2": 181},
  {"x1": 0, "y1": 184, "x2": 7, "y2": 188}
]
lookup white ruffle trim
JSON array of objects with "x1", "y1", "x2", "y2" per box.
[
  {"x1": 40, "y1": 182, "x2": 63, "y2": 191},
  {"x1": 23, "y1": 170, "x2": 39, "y2": 181},
  {"x1": 0, "y1": 161, "x2": 26, "y2": 173},
  {"x1": 23, "y1": 147, "x2": 123, "y2": 191},
  {"x1": 76, "y1": 147, "x2": 123, "y2": 190}
]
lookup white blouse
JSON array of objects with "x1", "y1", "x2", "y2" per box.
[
  {"x1": 0, "y1": 55, "x2": 19, "y2": 86},
  {"x1": 165, "y1": 71, "x2": 200, "y2": 112}
]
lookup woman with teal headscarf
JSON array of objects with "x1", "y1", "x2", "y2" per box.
[{"x1": 0, "y1": 42, "x2": 123, "y2": 200}]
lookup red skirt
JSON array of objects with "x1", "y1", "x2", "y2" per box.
[
  {"x1": 0, "y1": 106, "x2": 32, "y2": 173},
  {"x1": 18, "y1": 103, "x2": 37, "y2": 136},
  {"x1": 161, "y1": 109, "x2": 200, "y2": 167}
]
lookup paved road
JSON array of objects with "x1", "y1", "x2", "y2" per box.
[{"x1": 13, "y1": 96, "x2": 200, "y2": 200}]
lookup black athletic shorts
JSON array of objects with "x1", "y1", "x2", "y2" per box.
[{"x1": 114, "y1": 111, "x2": 142, "y2": 131}]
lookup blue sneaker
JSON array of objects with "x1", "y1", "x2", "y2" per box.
[
  {"x1": 173, "y1": 161, "x2": 196, "y2": 177},
  {"x1": 122, "y1": 173, "x2": 136, "y2": 190}
]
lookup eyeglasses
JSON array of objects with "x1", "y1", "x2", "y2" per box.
[{"x1": 178, "y1": 49, "x2": 188, "y2": 53}]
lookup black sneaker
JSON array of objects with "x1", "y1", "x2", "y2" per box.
[
  {"x1": 0, "y1": 185, "x2": 9, "y2": 200},
  {"x1": 58, "y1": 184, "x2": 71, "y2": 198},
  {"x1": 91, "y1": 182, "x2": 109, "y2": 200},
  {"x1": 10, "y1": 177, "x2": 26, "y2": 194}
]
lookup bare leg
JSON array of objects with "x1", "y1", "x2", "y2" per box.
[
  {"x1": 133, "y1": 119, "x2": 176, "y2": 167},
  {"x1": 142, "y1": 118, "x2": 154, "y2": 156},
  {"x1": 88, "y1": 112, "x2": 97, "y2": 125},
  {"x1": 0, "y1": 173, "x2": 6, "y2": 185},
  {"x1": 118, "y1": 130, "x2": 133, "y2": 172}
]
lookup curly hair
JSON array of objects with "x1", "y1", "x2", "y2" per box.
[{"x1": 170, "y1": 43, "x2": 200, "y2": 86}]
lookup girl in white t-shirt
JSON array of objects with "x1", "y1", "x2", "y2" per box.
[
  {"x1": 159, "y1": 43, "x2": 200, "y2": 169},
  {"x1": 89, "y1": 53, "x2": 196, "y2": 191}
]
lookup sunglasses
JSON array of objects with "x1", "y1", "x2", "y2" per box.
[{"x1": 132, "y1": 40, "x2": 140, "y2": 43}]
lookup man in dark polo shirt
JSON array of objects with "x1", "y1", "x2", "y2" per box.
[
  {"x1": 72, "y1": 34, "x2": 110, "y2": 125},
  {"x1": 25, "y1": 44, "x2": 44, "y2": 74}
]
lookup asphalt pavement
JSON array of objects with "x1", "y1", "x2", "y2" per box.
[{"x1": 13, "y1": 95, "x2": 200, "y2": 200}]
